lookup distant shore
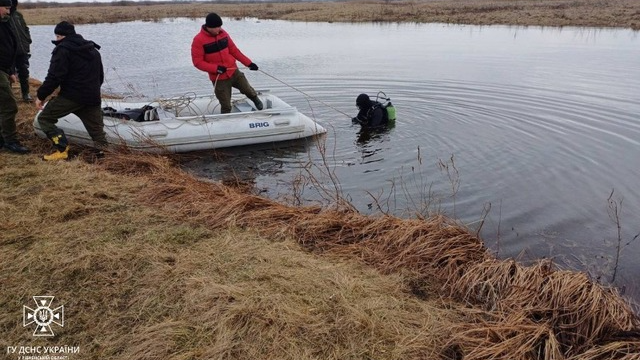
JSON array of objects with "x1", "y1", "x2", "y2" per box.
[{"x1": 20, "y1": 0, "x2": 640, "y2": 30}]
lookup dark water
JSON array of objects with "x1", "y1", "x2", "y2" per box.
[{"x1": 29, "y1": 19, "x2": 640, "y2": 306}]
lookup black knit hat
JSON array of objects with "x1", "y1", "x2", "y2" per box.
[
  {"x1": 0, "y1": 0, "x2": 12, "y2": 7},
  {"x1": 54, "y1": 21, "x2": 76, "y2": 36},
  {"x1": 205, "y1": 13, "x2": 223, "y2": 28}
]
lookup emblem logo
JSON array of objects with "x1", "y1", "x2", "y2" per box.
[{"x1": 23, "y1": 296, "x2": 65, "y2": 337}]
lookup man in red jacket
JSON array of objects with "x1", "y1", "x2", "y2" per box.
[{"x1": 191, "y1": 13, "x2": 262, "y2": 114}]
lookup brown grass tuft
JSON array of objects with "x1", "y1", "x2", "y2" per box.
[{"x1": 448, "y1": 260, "x2": 640, "y2": 358}]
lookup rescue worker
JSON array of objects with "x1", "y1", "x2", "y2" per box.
[
  {"x1": 0, "y1": 0, "x2": 29, "y2": 153},
  {"x1": 35, "y1": 21, "x2": 107, "y2": 161},
  {"x1": 191, "y1": 12, "x2": 263, "y2": 114},
  {"x1": 352, "y1": 93, "x2": 388, "y2": 129}
]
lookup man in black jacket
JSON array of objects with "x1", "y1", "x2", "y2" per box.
[
  {"x1": 35, "y1": 21, "x2": 107, "y2": 161},
  {"x1": 9, "y1": 0, "x2": 32, "y2": 102},
  {"x1": 0, "y1": 0, "x2": 29, "y2": 154}
]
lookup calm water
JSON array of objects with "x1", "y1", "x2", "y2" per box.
[{"x1": 29, "y1": 19, "x2": 640, "y2": 305}]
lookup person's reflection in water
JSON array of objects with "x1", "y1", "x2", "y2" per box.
[
  {"x1": 356, "y1": 126, "x2": 391, "y2": 145},
  {"x1": 355, "y1": 125, "x2": 394, "y2": 165}
]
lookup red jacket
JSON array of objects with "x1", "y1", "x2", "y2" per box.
[{"x1": 191, "y1": 26, "x2": 252, "y2": 81}]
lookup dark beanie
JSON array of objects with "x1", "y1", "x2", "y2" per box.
[
  {"x1": 54, "y1": 21, "x2": 76, "y2": 36},
  {"x1": 356, "y1": 93, "x2": 371, "y2": 107},
  {"x1": 205, "y1": 13, "x2": 223, "y2": 28},
  {"x1": 0, "y1": 0, "x2": 12, "y2": 7}
]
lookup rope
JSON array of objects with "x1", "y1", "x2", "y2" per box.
[
  {"x1": 213, "y1": 73, "x2": 220, "y2": 90},
  {"x1": 258, "y1": 69, "x2": 352, "y2": 118}
]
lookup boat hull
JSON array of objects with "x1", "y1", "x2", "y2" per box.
[{"x1": 33, "y1": 92, "x2": 326, "y2": 153}]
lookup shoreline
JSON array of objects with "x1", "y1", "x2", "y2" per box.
[{"x1": 20, "y1": 0, "x2": 640, "y2": 30}]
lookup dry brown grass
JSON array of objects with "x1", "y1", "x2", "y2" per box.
[
  {"x1": 20, "y1": 0, "x2": 640, "y2": 30},
  {"x1": 3, "y1": 80, "x2": 640, "y2": 359},
  {"x1": 0, "y1": 156, "x2": 456, "y2": 358},
  {"x1": 448, "y1": 260, "x2": 640, "y2": 358}
]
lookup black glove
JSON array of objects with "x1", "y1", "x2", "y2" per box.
[
  {"x1": 216, "y1": 65, "x2": 227, "y2": 74},
  {"x1": 248, "y1": 63, "x2": 259, "y2": 71}
]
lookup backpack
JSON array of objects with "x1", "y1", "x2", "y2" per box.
[{"x1": 103, "y1": 105, "x2": 158, "y2": 122}]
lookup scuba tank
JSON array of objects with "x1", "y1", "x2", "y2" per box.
[
  {"x1": 385, "y1": 101, "x2": 396, "y2": 121},
  {"x1": 375, "y1": 91, "x2": 396, "y2": 124}
]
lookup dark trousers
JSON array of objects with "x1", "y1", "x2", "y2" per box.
[
  {"x1": 15, "y1": 53, "x2": 30, "y2": 95},
  {"x1": 37, "y1": 95, "x2": 107, "y2": 147},
  {"x1": 213, "y1": 70, "x2": 258, "y2": 114},
  {"x1": 0, "y1": 71, "x2": 19, "y2": 143}
]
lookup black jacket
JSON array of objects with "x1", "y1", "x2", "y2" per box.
[
  {"x1": 0, "y1": 21, "x2": 17, "y2": 74},
  {"x1": 8, "y1": 10, "x2": 31, "y2": 56},
  {"x1": 37, "y1": 34, "x2": 104, "y2": 106}
]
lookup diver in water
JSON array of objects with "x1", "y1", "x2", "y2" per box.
[{"x1": 352, "y1": 93, "x2": 391, "y2": 129}]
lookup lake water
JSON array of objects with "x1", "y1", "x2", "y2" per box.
[{"x1": 28, "y1": 19, "x2": 640, "y2": 306}]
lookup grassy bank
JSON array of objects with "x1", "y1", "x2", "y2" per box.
[
  {"x1": 1, "y1": 157, "x2": 456, "y2": 358},
  {"x1": 20, "y1": 0, "x2": 640, "y2": 30},
  {"x1": 2, "y1": 81, "x2": 640, "y2": 358}
]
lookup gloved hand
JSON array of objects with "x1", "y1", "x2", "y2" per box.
[
  {"x1": 216, "y1": 65, "x2": 227, "y2": 74},
  {"x1": 248, "y1": 63, "x2": 259, "y2": 71}
]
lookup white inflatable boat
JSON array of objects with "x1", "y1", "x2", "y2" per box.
[{"x1": 33, "y1": 91, "x2": 327, "y2": 153}]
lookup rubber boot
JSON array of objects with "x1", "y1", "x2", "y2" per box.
[
  {"x1": 88, "y1": 147, "x2": 105, "y2": 161},
  {"x1": 4, "y1": 141, "x2": 30, "y2": 154},
  {"x1": 250, "y1": 96, "x2": 263, "y2": 110},
  {"x1": 43, "y1": 130, "x2": 70, "y2": 161},
  {"x1": 43, "y1": 146, "x2": 69, "y2": 161},
  {"x1": 20, "y1": 79, "x2": 32, "y2": 102}
]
